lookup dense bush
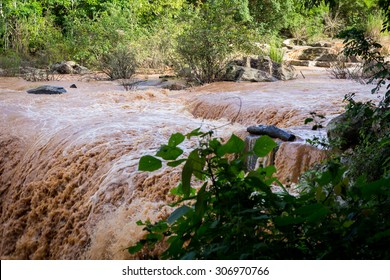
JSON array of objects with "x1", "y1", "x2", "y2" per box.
[
  {"x1": 100, "y1": 46, "x2": 137, "y2": 80},
  {"x1": 1, "y1": 0, "x2": 389, "y2": 74},
  {"x1": 129, "y1": 129, "x2": 389, "y2": 259},
  {"x1": 176, "y1": 0, "x2": 256, "y2": 83}
]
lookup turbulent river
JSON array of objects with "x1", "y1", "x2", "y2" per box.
[{"x1": 0, "y1": 67, "x2": 379, "y2": 259}]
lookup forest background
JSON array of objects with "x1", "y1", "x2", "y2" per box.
[{"x1": 0, "y1": 0, "x2": 389, "y2": 73}]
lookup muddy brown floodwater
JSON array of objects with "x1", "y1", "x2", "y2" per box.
[{"x1": 0, "y1": 67, "x2": 381, "y2": 259}]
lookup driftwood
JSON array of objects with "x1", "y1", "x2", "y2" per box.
[{"x1": 247, "y1": 125, "x2": 295, "y2": 141}]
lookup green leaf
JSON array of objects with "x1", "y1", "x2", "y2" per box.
[
  {"x1": 370, "y1": 229, "x2": 390, "y2": 242},
  {"x1": 166, "y1": 236, "x2": 185, "y2": 257},
  {"x1": 146, "y1": 233, "x2": 163, "y2": 242},
  {"x1": 192, "y1": 154, "x2": 205, "y2": 180},
  {"x1": 194, "y1": 184, "x2": 208, "y2": 222},
  {"x1": 343, "y1": 220, "x2": 355, "y2": 228},
  {"x1": 151, "y1": 221, "x2": 169, "y2": 233},
  {"x1": 128, "y1": 241, "x2": 144, "y2": 254},
  {"x1": 167, "y1": 159, "x2": 187, "y2": 167},
  {"x1": 304, "y1": 117, "x2": 314, "y2": 124},
  {"x1": 263, "y1": 165, "x2": 277, "y2": 177},
  {"x1": 167, "y1": 205, "x2": 192, "y2": 224},
  {"x1": 156, "y1": 145, "x2": 183, "y2": 160},
  {"x1": 253, "y1": 135, "x2": 277, "y2": 157},
  {"x1": 316, "y1": 170, "x2": 332, "y2": 186},
  {"x1": 274, "y1": 216, "x2": 304, "y2": 227},
  {"x1": 315, "y1": 186, "x2": 326, "y2": 202},
  {"x1": 182, "y1": 150, "x2": 198, "y2": 197},
  {"x1": 295, "y1": 204, "x2": 329, "y2": 223},
  {"x1": 170, "y1": 183, "x2": 197, "y2": 197},
  {"x1": 138, "y1": 155, "x2": 162, "y2": 171},
  {"x1": 168, "y1": 133, "x2": 185, "y2": 147},
  {"x1": 359, "y1": 178, "x2": 390, "y2": 198},
  {"x1": 186, "y1": 128, "x2": 202, "y2": 139},
  {"x1": 217, "y1": 134, "x2": 245, "y2": 156}
]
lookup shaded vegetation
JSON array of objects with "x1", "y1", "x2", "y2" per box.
[
  {"x1": 1, "y1": 0, "x2": 389, "y2": 77},
  {"x1": 130, "y1": 127, "x2": 389, "y2": 259},
  {"x1": 126, "y1": 0, "x2": 390, "y2": 259}
]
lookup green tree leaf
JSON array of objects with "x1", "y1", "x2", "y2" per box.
[
  {"x1": 138, "y1": 155, "x2": 162, "y2": 171},
  {"x1": 217, "y1": 134, "x2": 245, "y2": 156},
  {"x1": 167, "y1": 159, "x2": 187, "y2": 167},
  {"x1": 127, "y1": 241, "x2": 144, "y2": 254},
  {"x1": 186, "y1": 128, "x2": 202, "y2": 139},
  {"x1": 156, "y1": 145, "x2": 183, "y2": 160},
  {"x1": 167, "y1": 205, "x2": 192, "y2": 224},
  {"x1": 253, "y1": 135, "x2": 277, "y2": 157},
  {"x1": 181, "y1": 149, "x2": 205, "y2": 196},
  {"x1": 168, "y1": 133, "x2": 185, "y2": 147}
]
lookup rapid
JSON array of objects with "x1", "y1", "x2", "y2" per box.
[{"x1": 0, "y1": 67, "x2": 378, "y2": 259}]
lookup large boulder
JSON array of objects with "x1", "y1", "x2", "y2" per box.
[
  {"x1": 27, "y1": 85, "x2": 67, "y2": 94},
  {"x1": 257, "y1": 56, "x2": 297, "y2": 81},
  {"x1": 273, "y1": 62, "x2": 297, "y2": 80},
  {"x1": 224, "y1": 65, "x2": 276, "y2": 82},
  {"x1": 287, "y1": 46, "x2": 338, "y2": 61},
  {"x1": 326, "y1": 113, "x2": 362, "y2": 150},
  {"x1": 51, "y1": 61, "x2": 89, "y2": 74},
  {"x1": 308, "y1": 41, "x2": 334, "y2": 48}
]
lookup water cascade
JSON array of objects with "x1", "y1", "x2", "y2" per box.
[{"x1": 0, "y1": 68, "x2": 378, "y2": 259}]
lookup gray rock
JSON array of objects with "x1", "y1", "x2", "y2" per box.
[
  {"x1": 288, "y1": 60, "x2": 311, "y2": 67},
  {"x1": 314, "y1": 61, "x2": 331, "y2": 68},
  {"x1": 256, "y1": 56, "x2": 297, "y2": 81},
  {"x1": 326, "y1": 113, "x2": 362, "y2": 150},
  {"x1": 177, "y1": 67, "x2": 193, "y2": 78},
  {"x1": 73, "y1": 64, "x2": 90, "y2": 74},
  {"x1": 27, "y1": 85, "x2": 67, "y2": 94},
  {"x1": 273, "y1": 62, "x2": 297, "y2": 80},
  {"x1": 309, "y1": 41, "x2": 333, "y2": 48},
  {"x1": 51, "y1": 61, "x2": 89, "y2": 74},
  {"x1": 224, "y1": 65, "x2": 276, "y2": 82},
  {"x1": 283, "y1": 38, "x2": 307, "y2": 48},
  {"x1": 162, "y1": 82, "x2": 187, "y2": 90},
  {"x1": 297, "y1": 47, "x2": 338, "y2": 61}
]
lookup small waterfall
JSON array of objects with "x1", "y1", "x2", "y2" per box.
[
  {"x1": 244, "y1": 134, "x2": 280, "y2": 171},
  {"x1": 244, "y1": 134, "x2": 327, "y2": 184}
]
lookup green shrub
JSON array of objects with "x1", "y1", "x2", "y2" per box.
[
  {"x1": 365, "y1": 12, "x2": 387, "y2": 40},
  {"x1": 0, "y1": 51, "x2": 22, "y2": 76},
  {"x1": 129, "y1": 129, "x2": 390, "y2": 259},
  {"x1": 268, "y1": 45, "x2": 285, "y2": 63},
  {"x1": 100, "y1": 46, "x2": 137, "y2": 80},
  {"x1": 177, "y1": 1, "x2": 256, "y2": 84}
]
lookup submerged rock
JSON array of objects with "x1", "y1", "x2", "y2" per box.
[{"x1": 27, "y1": 85, "x2": 67, "y2": 94}]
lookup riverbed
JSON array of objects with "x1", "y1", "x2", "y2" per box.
[{"x1": 0, "y1": 67, "x2": 380, "y2": 259}]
